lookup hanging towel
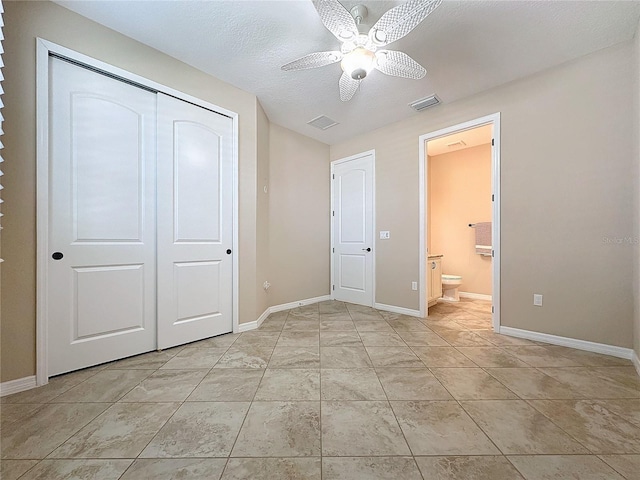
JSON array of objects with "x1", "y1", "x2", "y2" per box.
[{"x1": 474, "y1": 222, "x2": 492, "y2": 256}]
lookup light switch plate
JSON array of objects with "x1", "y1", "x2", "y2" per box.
[
  {"x1": 533, "y1": 294, "x2": 543, "y2": 306},
  {"x1": 411, "y1": 281, "x2": 418, "y2": 291},
  {"x1": 380, "y1": 231, "x2": 390, "y2": 239}
]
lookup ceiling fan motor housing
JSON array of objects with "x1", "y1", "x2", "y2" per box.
[{"x1": 350, "y1": 4, "x2": 368, "y2": 27}]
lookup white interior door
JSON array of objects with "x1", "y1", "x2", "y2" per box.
[
  {"x1": 156, "y1": 93, "x2": 233, "y2": 349},
  {"x1": 48, "y1": 57, "x2": 157, "y2": 376},
  {"x1": 332, "y1": 153, "x2": 374, "y2": 306}
]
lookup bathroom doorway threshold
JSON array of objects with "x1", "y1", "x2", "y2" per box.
[{"x1": 418, "y1": 113, "x2": 501, "y2": 332}]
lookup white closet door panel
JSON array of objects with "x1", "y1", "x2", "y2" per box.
[
  {"x1": 157, "y1": 93, "x2": 233, "y2": 349},
  {"x1": 74, "y1": 264, "x2": 145, "y2": 338},
  {"x1": 48, "y1": 57, "x2": 157, "y2": 376},
  {"x1": 174, "y1": 122, "x2": 221, "y2": 242},
  {"x1": 339, "y1": 170, "x2": 366, "y2": 244},
  {"x1": 339, "y1": 255, "x2": 366, "y2": 291},
  {"x1": 174, "y1": 261, "x2": 221, "y2": 322},
  {"x1": 73, "y1": 95, "x2": 143, "y2": 242}
]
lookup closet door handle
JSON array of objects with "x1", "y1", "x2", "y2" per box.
[
  {"x1": 431, "y1": 262, "x2": 436, "y2": 269},
  {"x1": 226, "y1": 249, "x2": 232, "y2": 255},
  {"x1": 362, "y1": 247, "x2": 371, "y2": 252},
  {"x1": 52, "y1": 252, "x2": 64, "y2": 260}
]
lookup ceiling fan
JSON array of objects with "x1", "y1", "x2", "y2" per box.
[{"x1": 282, "y1": 0, "x2": 442, "y2": 101}]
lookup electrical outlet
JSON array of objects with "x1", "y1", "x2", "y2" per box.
[
  {"x1": 533, "y1": 294, "x2": 543, "y2": 307},
  {"x1": 263, "y1": 281, "x2": 271, "y2": 290},
  {"x1": 380, "y1": 231, "x2": 390, "y2": 239},
  {"x1": 411, "y1": 281, "x2": 418, "y2": 291}
]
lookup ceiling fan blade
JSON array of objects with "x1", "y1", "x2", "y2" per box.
[
  {"x1": 281, "y1": 51, "x2": 343, "y2": 71},
  {"x1": 369, "y1": 0, "x2": 442, "y2": 46},
  {"x1": 375, "y1": 50, "x2": 426, "y2": 79},
  {"x1": 312, "y1": 0, "x2": 359, "y2": 42},
  {"x1": 339, "y1": 71, "x2": 360, "y2": 101}
]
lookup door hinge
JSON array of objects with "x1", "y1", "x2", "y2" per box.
[
  {"x1": 332, "y1": 285, "x2": 335, "y2": 291},
  {"x1": 332, "y1": 211, "x2": 334, "y2": 216},
  {"x1": 492, "y1": 306, "x2": 494, "y2": 313},
  {"x1": 492, "y1": 250, "x2": 494, "y2": 257},
  {"x1": 332, "y1": 247, "x2": 334, "y2": 253},
  {"x1": 492, "y1": 138, "x2": 494, "y2": 146},
  {"x1": 332, "y1": 174, "x2": 335, "y2": 179},
  {"x1": 491, "y1": 194, "x2": 494, "y2": 201}
]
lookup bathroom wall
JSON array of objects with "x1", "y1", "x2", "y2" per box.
[
  {"x1": 429, "y1": 144, "x2": 492, "y2": 296},
  {"x1": 331, "y1": 41, "x2": 635, "y2": 349}
]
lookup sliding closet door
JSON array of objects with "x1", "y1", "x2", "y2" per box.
[
  {"x1": 48, "y1": 57, "x2": 157, "y2": 376},
  {"x1": 156, "y1": 93, "x2": 234, "y2": 349}
]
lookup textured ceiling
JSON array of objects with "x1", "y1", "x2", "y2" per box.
[{"x1": 55, "y1": 0, "x2": 640, "y2": 145}]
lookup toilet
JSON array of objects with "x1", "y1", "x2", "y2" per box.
[{"x1": 441, "y1": 274, "x2": 463, "y2": 302}]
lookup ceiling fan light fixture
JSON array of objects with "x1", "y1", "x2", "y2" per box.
[
  {"x1": 283, "y1": 0, "x2": 443, "y2": 100},
  {"x1": 341, "y1": 47, "x2": 376, "y2": 80}
]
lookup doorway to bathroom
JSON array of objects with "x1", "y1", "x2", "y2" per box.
[{"x1": 418, "y1": 113, "x2": 501, "y2": 331}]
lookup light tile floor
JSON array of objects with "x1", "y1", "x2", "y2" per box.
[{"x1": 2, "y1": 299, "x2": 640, "y2": 479}]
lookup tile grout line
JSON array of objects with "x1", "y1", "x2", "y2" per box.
[
  {"x1": 427, "y1": 311, "x2": 514, "y2": 464},
  {"x1": 116, "y1": 336, "x2": 240, "y2": 470},
  {"x1": 8, "y1": 299, "x2": 640, "y2": 477},
  {"x1": 522, "y1": 397, "x2": 637, "y2": 456},
  {"x1": 596, "y1": 454, "x2": 634, "y2": 480}
]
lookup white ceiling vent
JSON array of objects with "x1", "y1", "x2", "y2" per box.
[
  {"x1": 409, "y1": 94, "x2": 440, "y2": 112},
  {"x1": 307, "y1": 115, "x2": 339, "y2": 130}
]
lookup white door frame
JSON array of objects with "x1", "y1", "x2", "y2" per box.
[
  {"x1": 418, "y1": 113, "x2": 501, "y2": 331},
  {"x1": 330, "y1": 150, "x2": 376, "y2": 306},
  {"x1": 35, "y1": 38, "x2": 240, "y2": 386}
]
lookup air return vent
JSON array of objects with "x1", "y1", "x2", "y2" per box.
[
  {"x1": 307, "y1": 115, "x2": 339, "y2": 130},
  {"x1": 409, "y1": 94, "x2": 440, "y2": 112}
]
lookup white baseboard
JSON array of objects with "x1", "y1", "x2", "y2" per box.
[
  {"x1": 459, "y1": 292, "x2": 492, "y2": 301},
  {"x1": 238, "y1": 320, "x2": 258, "y2": 332},
  {"x1": 0, "y1": 375, "x2": 37, "y2": 397},
  {"x1": 499, "y1": 326, "x2": 634, "y2": 360},
  {"x1": 270, "y1": 295, "x2": 332, "y2": 313},
  {"x1": 633, "y1": 351, "x2": 640, "y2": 377},
  {"x1": 239, "y1": 295, "x2": 332, "y2": 332},
  {"x1": 374, "y1": 303, "x2": 421, "y2": 318},
  {"x1": 238, "y1": 308, "x2": 271, "y2": 332}
]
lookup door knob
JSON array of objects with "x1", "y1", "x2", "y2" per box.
[
  {"x1": 362, "y1": 247, "x2": 371, "y2": 252},
  {"x1": 52, "y1": 252, "x2": 64, "y2": 260},
  {"x1": 226, "y1": 249, "x2": 232, "y2": 255}
]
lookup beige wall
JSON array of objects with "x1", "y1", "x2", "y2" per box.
[
  {"x1": 1, "y1": 1, "x2": 261, "y2": 382},
  {"x1": 268, "y1": 124, "x2": 330, "y2": 306},
  {"x1": 331, "y1": 41, "x2": 635, "y2": 348},
  {"x1": 634, "y1": 20, "x2": 640, "y2": 362},
  {"x1": 429, "y1": 144, "x2": 492, "y2": 296},
  {"x1": 256, "y1": 101, "x2": 271, "y2": 317}
]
